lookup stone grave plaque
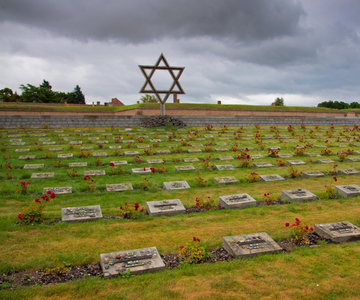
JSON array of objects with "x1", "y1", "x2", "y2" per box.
[
  {"x1": 124, "y1": 151, "x2": 139, "y2": 156},
  {"x1": 58, "y1": 134, "x2": 68, "y2": 136},
  {"x1": 214, "y1": 176, "x2": 239, "y2": 185},
  {"x1": 215, "y1": 148, "x2": 229, "y2": 152},
  {"x1": 137, "y1": 129, "x2": 146, "y2": 131},
  {"x1": 106, "y1": 183, "x2": 133, "y2": 192},
  {"x1": 96, "y1": 130, "x2": 105, "y2": 132},
  {"x1": 204, "y1": 134, "x2": 214, "y2": 138},
  {"x1": 74, "y1": 130, "x2": 84, "y2": 132},
  {"x1": 219, "y1": 156, "x2": 234, "y2": 161},
  {"x1": 218, "y1": 138, "x2": 229, "y2": 140},
  {"x1": 278, "y1": 153, "x2": 292, "y2": 158},
  {"x1": 175, "y1": 165, "x2": 195, "y2": 171},
  {"x1": 260, "y1": 174, "x2": 285, "y2": 182},
  {"x1": 195, "y1": 138, "x2": 205, "y2": 141},
  {"x1": 8, "y1": 135, "x2": 21, "y2": 138},
  {"x1": 241, "y1": 147, "x2": 254, "y2": 151},
  {"x1": 57, "y1": 153, "x2": 73, "y2": 159},
  {"x1": 147, "y1": 159, "x2": 164, "y2": 164},
  {"x1": 109, "y1": 146, "x2": 122, "y2": 149},
  {"x1": 216, "y1": 142, "x2": 227, "y2": 146},
  {"x1": 316, "y1": 159, "x2": 334, "y2": 164},
  {"x1": 15, "y1": 149, "x2": 30, "y2": 152},
  {"x1": 223, "y1": 232, "x2": 282, "y2": 258},
  {"x1": 49, "y1": 148, "x2": 63, "y2": 151},
  {"x1": 146, "y1": 199, "x2": 186, "y2": 217},
  {"x1": 97, "y1": 140, "x2": 108, "y2": 144},
  {"x1": 31, "y1": 172, "x2": 54, "y2": 179},
  {"x1": 62, "y1": 205, "x2": 102, "y2": 223},
  {"x1": 100, "y1": 247, "x2": 165, "y2": 278},
  {"x1": 156, "y1": 129, "x2": 165, "y2": 131},
  {"x1": 43, "y1": 142, "x2": 55, "y2": 145},
  {"x1": 110, "y1": 161, "x2": 127, "y2": 165},
  {"x1": 84, "y1": 170, "x2": 106, "y2": 176},
  {"x1": 347, "y1": 157, "x2": 359, "y2": 162},
  {"x1": 10, "y1": 139, "x2": 22, "y2": 142},
  {"x1": 163, "y1": 181, "x2": 190, "y2": 190},
  {"x1": 80, "y1": 133, "x2": 90, "y2": 136},
  {"x1": 123, "y1": 140, "x2": 134, "y2": 144},
  {"x1": 354, "y1": 151, "x2": 360, "y2": 155},
  {"x1": 287, "y1": 160, "x2": 305, "y2": 165},
  {"x1": 219, "y1": 193, "x2": 256, "y2": 209},
  {"x1": 155, "y1": 150, "x2": 170, "y2": 155},
  {"x1": 137, "y1": 145, "x2": 150, "y2": 148},
  {"x1": 70, "y1": 141, "x2": 82, "y2": 145},
  {"x1": 315, "y1": 221, "x2": 360, "y2": 243},
  {"x1": 183, "y1": 157, "x2": 199, "y2": 162},
  {"x1": 18, "y1": 155, "x2": 35, "y2": 160},
  {"x1": 43, "y1": 187, "x2": 72, "y2": 194},
  {"x1": 301, "y1": 171, "x2": 325, "y2": 178},
  {"x1": 150, "y1": 139, "x2": 161, "y2": 143},
  {"x1": 69, "y1": 162, "x2": 87, "y2": 167},
  {"x1": 190, "y1": 143, "x2": 203, "y2": 147},
  {"x1": 250, "y1": 155, "x2": 262, "y2": 159},
  {"x1": 23, "y1": 164, "x2": 44, "y2": 169},
  {"x1": 306, "y1": 153, "x2": 320, "y2": 157},
  {"x1": 338, "y1": 168, "x2": 360, "y2": 175},
  {"x1": 253, "y1": 162, "x2": 274, "y2": 168},
  {"x1": 159, "y1": 135, "x2": 168, "y2": 139},
  {"x1": 132, "y1": 168, "x2": 152, "y2": 174},
  {"x1": 92, "y1": 152, "x2": 107, "y2": 157},
  {"x1": 64, "y1": 137, "x2": 75, "y2": 141},
  {"x1": 80, "y1": 147, "x2": 93, "y2": 151},
  {"x1": 215, "y1": 165, "x2": 235, "y2": 171},
  {"x1": 187, "y1": 149, "x2": 202, "y2": 153},
  {"x1": 12, "y1": 142, "x2": 25, "y2": 146},
  {"x1": 335, "y1": 185, "x2": 360, "y2": 198},
  {"x1": 281, "y1": 188, "x2": 317, "y2": 203},
  {"x1": 315, "y1": 145, "x2": 326, "y2": 148},
  {"x1": 88, "y1": 137, "x2": 99, "y2": 140},
  {"x1": 268, "y1": 146, "x2": 281, "y2": 150}
]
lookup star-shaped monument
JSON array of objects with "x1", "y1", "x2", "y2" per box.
[{"x1": 139, "y1": 53, "x2": 185, "y2": 115}]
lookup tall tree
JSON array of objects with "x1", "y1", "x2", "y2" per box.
[
  {"x1": 40, "y1": 79, "x2": 52, "y2": 90},
  {"x1": 0, "y1": 88, "x2": 21, "y2": 102},
  {"x1": 274, "y1": 97, "x2": 284, "y2": 106},
  {"x1": 69, "y1": 85, "x2": 85, "y2": 104}
]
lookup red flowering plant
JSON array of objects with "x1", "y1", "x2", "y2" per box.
[
  {"x1": 144, "y1": 148, "x2": 153, "y2": 156},
  {"x1": 195, "y1": 196, "x2": 216, "y2": 210},
  {"x1": 18, "y1": 191, "x2": 55, "y2": 225},
  {"x1": 285, "y1": 218, "x2": 314, "y2": 245},
  {"x1": 245, "y1": 172, "x2": 261, "y2": 183},
  {"x1": 322, "y1": 176, "x2": 339, "y2": 199},
  {"x1": 300, "y1": 123, "x2": 306, "y2": 131},
  {"x1": 84, "y1": 175, "x2": 97, "y2": 192},
  {"x1": 204, "y1": 123, "x2": 214, "y2": 131},
  {"x1": 204, "y1": 145, "x2": 213, "y2": 152},
  {"x1": 34, "y1": 142, "x2": 43, "y2": 151},
  {"x1": 287, "y1": 165, "x2": 302, "y2": 179},
  {"x1": 109, "y1": 163, "x2": 127, "y2": 176},
  {"x1": 294, "y1": 146, "x2": 306, "y2": 156},
  {"x1": 263, "y1": 193, "x2": 276, "y2": 205},
  {"x1": 133, "y1": 156, "x2": 144, "y2": 164},
  {"x1": 119, "y1": 202, "x2": 144, "y2": 219},
  {"x1": 1, "y1": 161, "x2": 16, "y2": 179},
  {"x1": 267, "y1": 148, "x2": 280, "y2": 158},
  {"x1": 194, "y1": 172, "x2": 210, "y2": 187},
  {"x1": 276, "y1": 158, "x2": 286, "y2": 167},
  {"x1": 238, "y1": 154, "x2": 253, "y2": 168},
  {"x1": 321, "y1": 148, "x2": 332, "y2": 156},
  {"x1": 16, "y1": 181, "x2": 31, "y2": 195},
  {"x1": 52, "y1": 159, "x2": 62, "y2": 168},
  {"x1": 150, "y1": 164, "x2": 168, "y2": 174},
  {"x1": 328, "y1": 164, "x2": 338, "y2": 175},
  {"x1": 179, "y1": 237, "x2": 209, "y2": 264},
  {"x1": 137, "y1": 177, "x2": 151, "y2": 191},
  {"x1": 76, "y1": 150, "x2": 90, "y2": 158},
  {"x1": 65, "y1": 168, "x2": 78, "y2": 178}
]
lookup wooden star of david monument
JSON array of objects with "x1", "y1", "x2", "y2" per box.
[{"x1": 139, "y1": 53, "x2": 185, "y2": 116}]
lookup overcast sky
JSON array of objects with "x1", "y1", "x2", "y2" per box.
[{"x1": 1, "y1": 0, "x2": 359, "y2": 106}]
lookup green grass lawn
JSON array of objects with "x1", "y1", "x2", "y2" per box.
[{"x1": 1, "y1": 124, "x2": 360, "y2": 299}]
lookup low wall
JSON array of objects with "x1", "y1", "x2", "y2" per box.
[{"x1": 0, "y1": 114, "x2": 359, "y2": 128}]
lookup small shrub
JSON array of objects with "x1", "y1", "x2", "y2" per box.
[
  {"x1": 65, "y1": 169, "x2": 78, "y2": 178},
  {"x1": 1, "y1": 162, "x2": 16, "y2": 179},
  {"x1": 285, "y1": 218, "x2": 314, "y2": 245},
  {"x1": 204, "y1": 145, "x2": 213, "y2": 152},
  {"x1": 94, "y1": 159, "x2": 103, "y2": 166},
  {"x1": 244, "y1": 172, "x2": 260, "y2": 183},
  {"x1": 150, "y1": 165, "x2": 168, "y2": 174},
  {"x1": 195, "y1": 196, "x2": 216, "y2": 209},
  {"x1": 294, "y1": 146, "x2": 306, "y2": 156},
  {"x1": 276, "y1": 158, "x2": 286, "y2": 166},
  {"x1": 263, "y1": 193, "x2": 276, "y2": 205},
  {"x1": 16, "y1": 181, "x2": 31, "y2": 195},
  {"x1": 133, "y1": 156, "x2": 144, "y2": 164},
  {"x1": 322, "y1": 176, "x2": 338, "y2": 199},
  {"x1": 144, "y1": 148, "x2": 153, "y2": 156},
  {"x1": 138, "y1": 177, "x2": 151, "y2": 191},
  {"x1": 204, "y1": 123, "x2": 214, "y2": 131},
  {"x1": 320, "y1": 148, "x2": 332, "y2": 156},
  {"x1": 109, "y1": 163, "x2": 126, "y2": 176},
  {"x1": 119, "y1": 202, "x2": 144, "y2": 219},
  {"x1": 288, "y1": 165, "x2": 302, "y2": 178},
  {"x1": 76, "y1": 150, "x2": 90, "y2": 158},
  {"x1": 194, "y1": 173, "x2": 210, "y2": 187},
  {"x1": 179, "y1": 237, "x2": 208, "y2": 264},
  {"x1": 84, "y1": 175, "x2": 97, "y2": 192},
  {"x1": 268, "y1": 148, "x2": 280, "y2": 157},
  {"x1": 52, "y1": 160, "x2": 62, "y2": 168}
]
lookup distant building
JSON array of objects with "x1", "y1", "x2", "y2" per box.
[{"x1": 111, "y1": 98, "x2": 125, "y2": 106}]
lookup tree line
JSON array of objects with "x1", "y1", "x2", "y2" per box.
[
  {"x1": 0, "y1": 80, "x2": 85, "y2": 104},
  {"x1": 317, "y1": 100, "x2": 360, "y2": 109}
]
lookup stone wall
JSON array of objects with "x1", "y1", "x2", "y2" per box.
[{"x1": 0, "y1": 114, "x2": 359, "y2": 128}]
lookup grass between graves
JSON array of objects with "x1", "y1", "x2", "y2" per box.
[{"x1": 1, "y1": 125, "x2": 360, "y2": 299}]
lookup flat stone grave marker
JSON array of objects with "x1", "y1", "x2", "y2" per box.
[
  {"x1": 183, "y1": 157, "x2": 199, "y2": 162},
  {"x1": 268, "y1": 146, "x2": 281, "y2": 150},
  {"x1": 287, "y1": 160, "x2": 306, "y2": 165},
  {"x1": 216, "y1": 142, "x2": 227, "y2": 146},
  {"x1": 354, "y1": 151, "x2": 360, "y2": 155},
  {"x1": 96, "y1": 130, "x2": 105, "y2": 132},
  {"x1": 43, "y1": 142, "x2": 55, "y2": 145},
  {"x1": 175, "y1": 165, "x2": 195, "y2": 171},
  {"x1": 137, "y1": 129, "x2": 146, "y2": 131},
  {"x1": 204, "y1": 134, "x2": 214, "y2": 138},
  {"x1": 317, "y1": 158, "x2": 334, "y2": 163},
  {"x1": 88, "y1": 137, "x2": 99, "y2": 140},
  {"x1": 190, "y1": 143, "x2": 203, "y2": 147},
  {"x1": 62, "y1": 205, "x2": 102, "y2": 223},
  {"x1": 223, "y1": 232, "x2": 282, "y2": 258},
  {"x1": 260, "y1": 174, "x2": 285, "y2": 182},
  {"x1": 314, "y1": 221, "x2": 360, "y2": 243},
  {"x1": 219, "y1": 156, "x2": 234, "y2": 161},
  {"x1": 159, "y1": 135, "x2": 168, "y2": 139},
  {"x1": 18, "y1": 155, "x2": 35, "y2": 160},
  {"x1": 156, "y1": 129, "x2": 165, "y2": 131},
  {"x1": 43, "y1": 187, "x2": 72, "y2": 194},
  {"x1": 69, "y1": 162, "x2": 87, "y2": 167},
  {"x1": 306, "y1": 153, "x2": 321, "y2": 157},
  {"x1": 64, "y1": 137, "x2": 75, "y2": 141},
  {"x1": 92, "y1": 152, "x2": 107, "y2": 157},
  {"x1": 31, "y1": 172, "x2": 54, "y2": 179},
  {"x1": 75, "y1": 130, "x2": 84, "y2": 132},
  {"x1": 315, "y1": 145, "x2": 326, "y2": 148},
  {"x1": 335, "y1": 185, "x2": 360, "y2": 198},
  {"x1": 155, "y1": 150, "x2": 170, "y2": 155},
  {"x1": 146, "y1": 159, "x2": 163, "y2": 164},
  {"x1": 123, "y1": 140, "x2": 134, "y2": 144},
  {"x1": 57, "y1": 153, "x2": 73, "y2": 159},
  {"x1": 147, "y1": 199, "x2": 186, "y2": 217},
  {"x1": 124, "y1": 151, "x2": 139, "y2": 156},
  {"x1": 219, "y1": 193, "x2": 256, "y2": 209},
  {"x1": 281, "y1": 188, "x2": 317, "y2": 202},
  {"x1": 241, "y1": 147, "x2": 254, "y2": 151},
  {"x1": 302, "y1": 171, "x2": 325, "y2": 178},
  {"x1": 49, "y1": 148, "x2": 63, "y2": 151},
  {"x1": 215, "y1": 165, "x2": 235, "y2": 170},
  {"x1": 97, "y1": 140, "x2": 108, "y2": 144},
  {"x1": 10, "y1": 139, "x2": 22, "y2": 142},
  {"x1": 347, "y1": 157, "x2": 359, "y2": 162},
  {"x1": 8, "y1": 135, "x2": 21, "y2": 137},
  {"x1": 195, "y1": 138, "x2": 205, "y2": 141},
  {"x1": 80, "y1": 133, "x2": 90, "y2": 136},
  {"x1": 12, "y1": 142, "x2": 25, "y2": 146},
  {"x1": 218, "y1": 138, "x2": 229, "y2": 140},
  {"x1": 110, "y1": 160, "x2": 127, "y2": 165},
  {"x1": 81, "y1": 147, "x2": 93, "y2": 150},
  {"x1": 215, "y1": 148, "x2": 229, "y2": 152},
  {"x1": 163, "y1": 181, "x2": 190, "y2": 190},
  {"x1": 253, "y1": 162, "x2": 274, "y2": 168},
  {"x1": 338, "y1": 168, "x2": 360, "y2": 175},
  {"x1": 132, "y1": 168, "x2": 152, "y2": 174},
  {"x1": 214, "y1": 176, "x2": 239, "y2": 185},
  {"x1": 100, "y1": 246, "x2": 164, "y2": 278},
  {"x1": 150, "y1": 139, "x2": 161, "y2": 142},
  {"x1": 250, "y1": 154, "x2": 262, "y2": 159},
  {"x1": 58, "y1": 134, "x2": 68, "y2": 136},
  {"x1": 137, "y1": 145, "x2": 150, "y2": 148},
  {"x1": 23, "y1": 164, "x2": 44, "y2": 169},
  {"x1": 84, "y1": 170, "x2": 105, "y2": 176},
  {"x1": 70, "y1": 141, "x2": 82, "y2": 144},
  {"x1": 106, "y1": 183, "x2": 133, "y2": 192},
  {"x1": 15, "y1": 149, "x2": 30, "y2": 152},
  {"x1": 109, "y1": 146, "x2": 122, "y2": 149}
]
